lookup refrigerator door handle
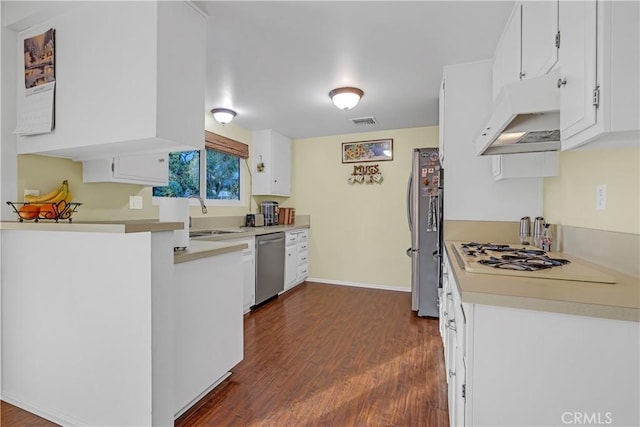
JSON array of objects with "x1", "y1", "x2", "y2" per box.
[{"x1": 406, "y1": 171, "x2": 413, "y2": 232}]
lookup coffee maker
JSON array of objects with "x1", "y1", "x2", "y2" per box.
[{"x1": 260, "y1": 201, "x2": 279, "y2": 226}]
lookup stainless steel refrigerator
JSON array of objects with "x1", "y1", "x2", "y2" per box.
[{"x1": 406, "y1": 148, "x2": 443, "y2": 317}]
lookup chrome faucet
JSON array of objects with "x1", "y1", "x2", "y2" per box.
[{"x1": 189, "y1": 195, "x2": 208, "y2": 214}]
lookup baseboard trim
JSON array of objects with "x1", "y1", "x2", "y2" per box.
[
  {"x1": 307, "y1": 278, "x2": 410, "y2": 293},
  {"x1": 174, "y1": 371, "x2": 232, "y2": 419},
  {"x1": 1, "y1": 392, "x2": 87, "y2": 426}
]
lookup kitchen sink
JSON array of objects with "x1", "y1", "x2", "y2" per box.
[{"x1": 189, "y1": 228, "x2": 246, "y2": 238}]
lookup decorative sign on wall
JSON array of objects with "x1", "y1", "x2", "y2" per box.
[
  {"x1": 347, "y1": 164, "x2": 383, "y2": 184},
  {"x1": 342, "y1": 139, "x2": 393, "y2": 163}
]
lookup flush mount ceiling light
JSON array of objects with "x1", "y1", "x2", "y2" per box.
[
  {"x1": 210, "y1": 108, "x2": 237, "y2": 124},
  {"x1": 329, "y1": 87, "x2": 364, "y2": 110}
]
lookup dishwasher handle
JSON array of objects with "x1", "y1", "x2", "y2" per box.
[{"x1": 258, "y1": 237, "x2": 285, "y2": 246}]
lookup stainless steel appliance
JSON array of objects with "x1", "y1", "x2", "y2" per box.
[
  {"x1": 407, "y1": 148, "x2": 443, "y2": 317},
  {"x1": 260, "y1": 201, "x2": 279, "y2": 226},
  {"x1": 254, "y1": 232, "x2": 285, "y2": 306}
]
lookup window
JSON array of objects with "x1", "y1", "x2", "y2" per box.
[{"x1": 153, "y1": 131, "x2": 249, "y2": 205}]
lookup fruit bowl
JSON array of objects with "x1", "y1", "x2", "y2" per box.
[{"x1": 6, "y1": 201, "x2": 82, "y2": 222}]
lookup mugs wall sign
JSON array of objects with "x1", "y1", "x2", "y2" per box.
[
  {"x1": 342, "y1": 139, "x2": 393, "y2": 163},
  {"x1": 347, "y1": 164, "x2": 383, "y2": 185}
]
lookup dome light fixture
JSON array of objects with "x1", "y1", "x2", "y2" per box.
[
  {"x1": 329, "y1": 87, "x2": 364, "y2": 110},
  {"x1": 210, "y1": 108, "x2": 237, "y2": 124}
]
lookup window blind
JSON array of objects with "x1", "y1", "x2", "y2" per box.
[{"x1": 204, "y1": 130, "x2": 249, "y2": 159}]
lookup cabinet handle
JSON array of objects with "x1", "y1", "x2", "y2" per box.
[
  {"x1": 449, "y1": 369, "x2": 456, "y2": 378},
  {"x1": 158, "y1": 158, "x2": 165, "y2": 163},
  {"x1": 448, "y1": 319, "x2": 457, "y2": 331},
  {"x1": 557, "y1": 78, "x2": 567, "y2": 88},
  {"x1": 519, "y1": 72, "x2": 526, "y2": 79}
]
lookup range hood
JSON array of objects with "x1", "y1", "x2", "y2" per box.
[{"x1": 476, "y1": 70, "x2": 561, "y2": 156}]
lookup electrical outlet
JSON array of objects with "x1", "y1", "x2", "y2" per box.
[
  {"x1": 129, "y1": 195, "x2": 143, "y2": 210},
  {"x1": 24, "y1": 189, "x2": 40, "y2": 197},
  {"x1": 596, "y1": 184, "x2": 607, "y2": 210}
]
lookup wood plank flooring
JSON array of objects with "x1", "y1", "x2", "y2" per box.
[
  {"x1": 1, "y1": 282, "x2": 448, "y2": 427},
  {"x1": 177, "y1": 282, "x2": 448, "y2": 427}
]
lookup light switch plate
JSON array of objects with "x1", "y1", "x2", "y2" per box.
[{"x1": 129, "y1": 195, "x2": 143, "y2": 210}]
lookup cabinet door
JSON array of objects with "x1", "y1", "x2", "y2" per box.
[
  {"x1": 453, "y1": 350, "x2": 467, "y2": 427},
  {"x1": 521, "y1": 1, "x2": 559, "y2": 79},
  {"x1": 285, "y1": 246, "x2": 298, "y2": 289},
  {"x1": 558, "y1": 0, "x2": 597, "y2": 141},
  {"x1": 271, "y1": 131, "x2": 292, "y2": 195},
  {"x1": 114, "y1": 153, "x2": 169, "y2": 185},
  {"x1": 438, "y1": 78, "x2": 446, "y2": 167},
  {"x1": 492, "y1": 4, "x2": 521, "y2": 100}
]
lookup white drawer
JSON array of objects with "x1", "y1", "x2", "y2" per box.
[
  {"x1": 297, "y1": 229, "x2": 309, "y2": 241},
  {"x1": 297, "y1": 250, "x2": 309, "y2": 265},
  {"x1": 297, "y1": 241, "x2": 309, "y2": 252},
  {"x1": 296, "y1": 264, "x2": 308, "y2": 280},
  {"x1": 285, "y1": 232, "x2": 298, "y2": 245}
]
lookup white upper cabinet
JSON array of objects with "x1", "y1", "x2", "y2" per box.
[
  {"x1": 492, "y1": 2, "x2": 559, "y2": 99},
  {"x1": 14, "y1": 1, "x2": 207, "y2": 161},
  {"x1": 251, "y1": 129, "x2": 292, "y2": 197},
  {"x1": 521, "y1": 1, "x2": 559, "y2": 80},
  {"x1": 558, "y1": 0, "x2": 639, "y2": 150},
  {"x1": 492, "y1": 4, "x2": 521, "y2": 100},
  {"x1": 82, "y1": 153, "x2": 169, "y2": 186}
]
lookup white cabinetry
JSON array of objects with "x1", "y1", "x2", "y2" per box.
[
  {"x1": 252, "y1": 129, "x2": 292, "y2": 196},
  {"x1": 493, "y1": 2, "x2": 559, "y2": 100},
  {"x1": 284, "y1": 229, "x2": 309, "y2": 291},
  {"x1": 491, "y1": 152, "x2": 558, "y2": 181},
  {"x1": 492, "y1": 4, "x2": 521, "y2": 100},
  {"x1": 226, "y1": 236, "x2": 256, "y2": 313},
  {"x1": 14, "y1": 1, "x2": 206, "y2": 161},
  {"x1": 82, "y1": 153, "x2": 169, "y2": 186},
  {"x1": 558, "y1": 0, "x2": 639, "y2": 150},
  {"x1": 440, "y1": 249, "x2": 639, "y2": 426},
  {"x1": 441, "y1": 61, "x2": 542, "y2": 221},
  {"x1": 521, "y1": 1, "x2": 559, "y2": 80},
  {"x1": 173, "y1": 250, "x2": 244, "y2": 417},
  {"x1": 440, "y1": 251, "x2": 467, "y2": 427}
]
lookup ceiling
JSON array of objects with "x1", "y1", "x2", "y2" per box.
[{"x1": 199, "y1": 1, "x2": 514, "y2": 139}]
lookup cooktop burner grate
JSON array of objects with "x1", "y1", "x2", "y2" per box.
[{"x1": 460, "y1": 242, "x2": 570, "y2": 271}]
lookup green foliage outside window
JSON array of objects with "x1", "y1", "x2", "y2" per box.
[
  {"x1": 153, "y1": 149, "x2": 240, "y2": 200},
  {"x1": 206, "y1": 150, "x2": 240, "y2": 200}
]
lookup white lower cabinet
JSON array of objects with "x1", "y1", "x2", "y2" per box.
[
  {"x1": 226, "y1": 236, "x2": 256, "y2": 313},
  {"x1": 284, "y1": 229, "x2": 309, "y2": 291},
  {"x1": 440, "y1": 250, "x2": 640, "y2": 426},
  {"x1": 82, "y1": 152, "x2": 169, "y2": 185},
  {"x1": 173, "y1": 250, "x2": 244, "y2": 418}
]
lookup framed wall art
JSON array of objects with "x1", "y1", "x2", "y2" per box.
[{"x1": 342, "y1": 139, "x2": 393, "y2": 163}]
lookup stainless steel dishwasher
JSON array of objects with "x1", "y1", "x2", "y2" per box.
[{"x1": 254, "y1": 232, "x2": 285, "y2": 307}]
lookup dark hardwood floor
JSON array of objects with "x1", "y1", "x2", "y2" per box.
[
  {"x1": 177, "y1": 282, "x2": 448, "y2": 427},
  {"x1": 1, "y1": 282, "x2": 448, "y2": 427}
]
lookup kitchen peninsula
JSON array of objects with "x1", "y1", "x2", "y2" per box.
[{"x1": 0, "y1": 220, "x2": 247, "y2": 426}]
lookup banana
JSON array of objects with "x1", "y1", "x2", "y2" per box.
[{"x1": 24, "y1": 180, "x2": 68, "y2": 203}]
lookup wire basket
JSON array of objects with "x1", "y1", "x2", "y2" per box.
[{"x1": 6, "y1": 201, "x2": 82, "y2": 223}]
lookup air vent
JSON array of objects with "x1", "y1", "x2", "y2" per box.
[{"x1": 350, "y1": 116, "x2": 377, "y2": 126}]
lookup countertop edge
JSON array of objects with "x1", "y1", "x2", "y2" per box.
[
  {"x1": 0, "y1": 220, "x2": 184, "y2": 233},
  {"x1": 174, "y1": 241, "x2": 248, "y2": 264}
]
